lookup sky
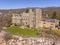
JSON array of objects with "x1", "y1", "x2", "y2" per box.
[{"x1": 0, "y1": 0, "x2": 60, "y2": 9}]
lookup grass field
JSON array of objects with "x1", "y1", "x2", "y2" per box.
[
  {"x1": 5, "y1": 26, "x2": 38, "y2": 36},
  {"x1": 5, "y1": 26, "x2": 60, "y2": 38}
]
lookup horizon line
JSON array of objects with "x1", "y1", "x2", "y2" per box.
[{"x1": 0, "y1": 6, "x2": 60, "y2": 10}]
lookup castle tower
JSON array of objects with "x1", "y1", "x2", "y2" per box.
[
  {"x1": 29, "y1": 8, "x2": 34, "y2": 28},
  {"x1": 46, "y1": 14, "x2": 49, "y2": 18},
  {"x1": 29, "y1": 8, "x2": 32, "y2": 13},
  {"x1": 29, "y1": 8, "x2": 42, "y2": 28},
  {"x1": 35, "y1": 8, "x2": 42, "y2": 28}
]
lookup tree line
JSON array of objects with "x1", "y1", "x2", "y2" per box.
[{"x1": 51, "y1": 11, "x2": 60, "y2": 20}]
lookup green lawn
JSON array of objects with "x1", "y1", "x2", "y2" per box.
[
  {"x1": 5, "y1": 26, "x2": 60, "y2": 39},
  {"x1": 5, "y1": 26, "x2": 38, "y2": 36}
]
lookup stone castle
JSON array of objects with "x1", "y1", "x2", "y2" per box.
[
  {"x1": 12, "y1": 8, "x2": 60, "y2": 29},
  {"x1": 12, "y1": 8, "x2": 42, "y2": 28}
]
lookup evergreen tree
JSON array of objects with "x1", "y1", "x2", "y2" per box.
[
  {"x1": 51, "y1": 11, "x2": 57, "y2": 19},
  {"x1": 56, "y1": 15, "x2": 60, "y2": 20}
]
